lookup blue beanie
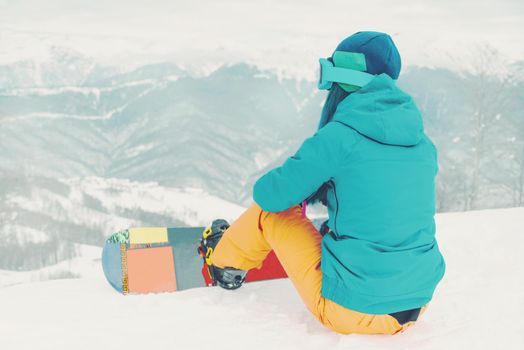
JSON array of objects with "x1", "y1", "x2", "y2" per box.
[{"x1": 334, "y1": 31, "x2": 401, "y2": 79}]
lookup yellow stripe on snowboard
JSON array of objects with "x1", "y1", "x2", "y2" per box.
[{"x1": 129, "y1": 227, "x2": 168, "y2": 244}]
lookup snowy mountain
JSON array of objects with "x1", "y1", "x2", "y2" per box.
[
  {"x1": 0, "y1": 54, "x2": 320, "y2": 200},
  {"x1": 1, "y1": 50, "x2": 523, "y2": 275},
  {"x1": 0, "y1": 46, "x2": 117, "y2": 89},
  {"x1": 0, "y1": 53, "x2": 325, "y2": 274},
  {"x1": 0, "y1": 176, "x2": 247, "y2": 271},
  {"x1": 1, "y1": 207, "x2": 523, "y2": 350}
]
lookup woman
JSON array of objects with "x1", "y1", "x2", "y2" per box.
[{"x1": 201, "y1": 31, "x2": 446, "y2": 335}]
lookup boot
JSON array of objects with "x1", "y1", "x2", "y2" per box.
[{"x1": 198, "y1": 219, "x2": 247, "y2": 290}]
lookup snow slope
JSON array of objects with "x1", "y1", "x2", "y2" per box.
[
  {"x1": 0, "y1": 244, "x2": 101, "y2": 288},
  {"x1": 1, "y1": 207, "x2": 523, "y2": 349}
]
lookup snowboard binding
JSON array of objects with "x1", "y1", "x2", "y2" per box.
[{"x1": 198, "y1": 219, "x2": 247, "y2": 290}]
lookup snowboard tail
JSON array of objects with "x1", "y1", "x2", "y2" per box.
[{"x1": 102, "y1": 227, "x2": 287, "y2": 294}]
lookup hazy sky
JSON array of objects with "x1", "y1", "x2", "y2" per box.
[{"x1": 1, "y1": 0, "x2": 523, "y2": 79}]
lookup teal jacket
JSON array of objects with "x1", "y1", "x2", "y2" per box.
[{"x1": 253, "y1": 74, "x2": 446, "y2": 314}]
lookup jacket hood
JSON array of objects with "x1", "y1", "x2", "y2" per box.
[{"x1": 332, "y1": 74, "x2": 423, "y2": 146}]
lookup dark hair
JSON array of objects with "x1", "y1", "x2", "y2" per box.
[
  {"x1": 306, "y1": 83, "x2": 350, "y2": 206},
  {"x1": 317, "y1": 83, "x2": 349, "y2": 130}
]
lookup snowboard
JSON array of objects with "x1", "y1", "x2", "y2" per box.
[{"x1": 102, "y1": 226, "x2": 288, "y2": 294}]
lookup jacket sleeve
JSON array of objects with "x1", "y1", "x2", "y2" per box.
[{"x1": 253, "y1": 122, "x2": 347, "y2": 212}]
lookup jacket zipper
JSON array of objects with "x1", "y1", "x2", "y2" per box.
[{"x1": 330, "y1": 180, "x2": 339, "y2": 236}]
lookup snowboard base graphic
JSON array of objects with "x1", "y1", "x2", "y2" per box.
[{"x1": 102, "y1": 227, "x2": 288, "y2": 294}]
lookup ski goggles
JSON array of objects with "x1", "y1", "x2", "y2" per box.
[{"x1": 318, "y1": 51, "x2": 376, "y2": 91}]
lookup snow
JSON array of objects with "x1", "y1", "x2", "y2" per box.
[
  {"x1": 0, "y1": 224, "x2": 49, "y2": 244},
  {"x1": 5, "y1": 177, "x2": 247, "y2": 239},
  {"x1": 0, "y1": 112, "x2": 114, "y2": 124},
  {"x1": 63, "y1": 177, "x2": 247, "y2": 226},
  {"x1": 1, "y1": 207, "x2": 523, "y2": 349},
  {"x1": 0, "y1": 244, "x2": 101, "y2": 288},
  {"x1": 124, "y1": 143, "x2": 156, "y2": 158},
  {"x1": 0, "y1": 81, "x2": 155, "y2": 97},
  {"x1": 1, "y1": 0, "x2": 523, "y2": 80}
]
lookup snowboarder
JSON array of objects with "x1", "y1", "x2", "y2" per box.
[{"x1": 203, "y1": 31, "x2": 446, "y2": 335}]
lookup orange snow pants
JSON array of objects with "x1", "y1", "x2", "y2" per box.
[{"x1": 211, "y1": 202, "x2": 427, "y2": 335}]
